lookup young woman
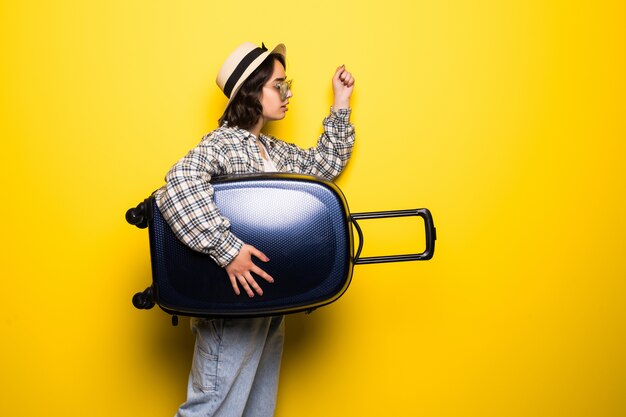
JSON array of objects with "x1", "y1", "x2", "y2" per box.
[{"x1": 155, "y1": 42, "x2": 355, "y2": 417}]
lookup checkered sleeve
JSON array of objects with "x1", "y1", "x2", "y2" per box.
[
  {"x1": 274, "y1": 108, "x2": 355, "y2": 180},
  {"x1": 154, "y1": 136, "x2": 243, "y2": 267}
]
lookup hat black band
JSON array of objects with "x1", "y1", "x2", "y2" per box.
[{"x1": 223, "y1": 47, "x2": 267, "y2": 99}]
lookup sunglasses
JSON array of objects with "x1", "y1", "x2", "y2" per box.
[{"x1": 268, "y1": 79, "x2": 293, "y2": 101}]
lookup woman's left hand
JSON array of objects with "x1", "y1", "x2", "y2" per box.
[{"x1": 332, "y1": 65, "x2": 355, "y2": 110}]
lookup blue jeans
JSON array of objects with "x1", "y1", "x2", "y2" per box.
[{"x1": 175, "y1": 316, "x2": 285, "y2": 417}]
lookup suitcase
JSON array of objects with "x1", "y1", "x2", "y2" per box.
[{"x1": 126, "y1": 173, "x2": 436, "y2": 322}]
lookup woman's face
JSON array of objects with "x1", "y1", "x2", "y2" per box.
[{"x1": 260, "y1": 59, "x2": 292, "y2": 122}]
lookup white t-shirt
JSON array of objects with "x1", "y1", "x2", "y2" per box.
[{"x1": 258, "y1": 141, "x2": 278, "y2": 172}]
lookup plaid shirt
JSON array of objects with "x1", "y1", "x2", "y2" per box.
[{"x1": 155, "y1": 108, "x2": 355, "y2": 267}]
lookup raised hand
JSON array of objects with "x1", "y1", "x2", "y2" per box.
[{"x1": 332, "y1": 65, "x2": 355, "y2": 110}]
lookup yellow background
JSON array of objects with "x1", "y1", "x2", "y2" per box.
[{"x1": 1, "y1": 1, "x2": 625, "y2": 416}]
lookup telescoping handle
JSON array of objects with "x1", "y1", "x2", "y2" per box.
[{"x1": 351, "y1": 208, "x2": 436, "y2": 265}]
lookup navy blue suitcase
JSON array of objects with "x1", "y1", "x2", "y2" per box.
[{"x1": 126, "y1": 173, "x2": 436, "y2": 321}]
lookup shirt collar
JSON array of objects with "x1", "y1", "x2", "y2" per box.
[{"x1": 220, "y1": 123, "x2": 274, "y2": 147}]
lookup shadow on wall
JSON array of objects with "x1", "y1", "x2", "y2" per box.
[{"x1": 285, "y1": 313, "x2": 319, "y2": 348}]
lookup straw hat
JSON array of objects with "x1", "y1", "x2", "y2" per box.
[{"x1": 216, "y1": 42, "x2": 286, "y2": 104}]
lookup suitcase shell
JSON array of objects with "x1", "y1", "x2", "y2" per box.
[{"x1": 127, "y1": 173, "x2": 436, "y2": 319}]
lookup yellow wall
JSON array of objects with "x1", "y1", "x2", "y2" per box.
[{"x1": 2, "y1": 1, "x2": 625, "y2": 416}]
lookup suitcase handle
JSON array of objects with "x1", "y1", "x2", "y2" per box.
[{"x1": 351, "y1": 208, "x2": 436, "y2": 264}]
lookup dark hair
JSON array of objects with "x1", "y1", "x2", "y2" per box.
[{"x1": 218, "y1": 53, "x2": 286, "y2": 129}]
